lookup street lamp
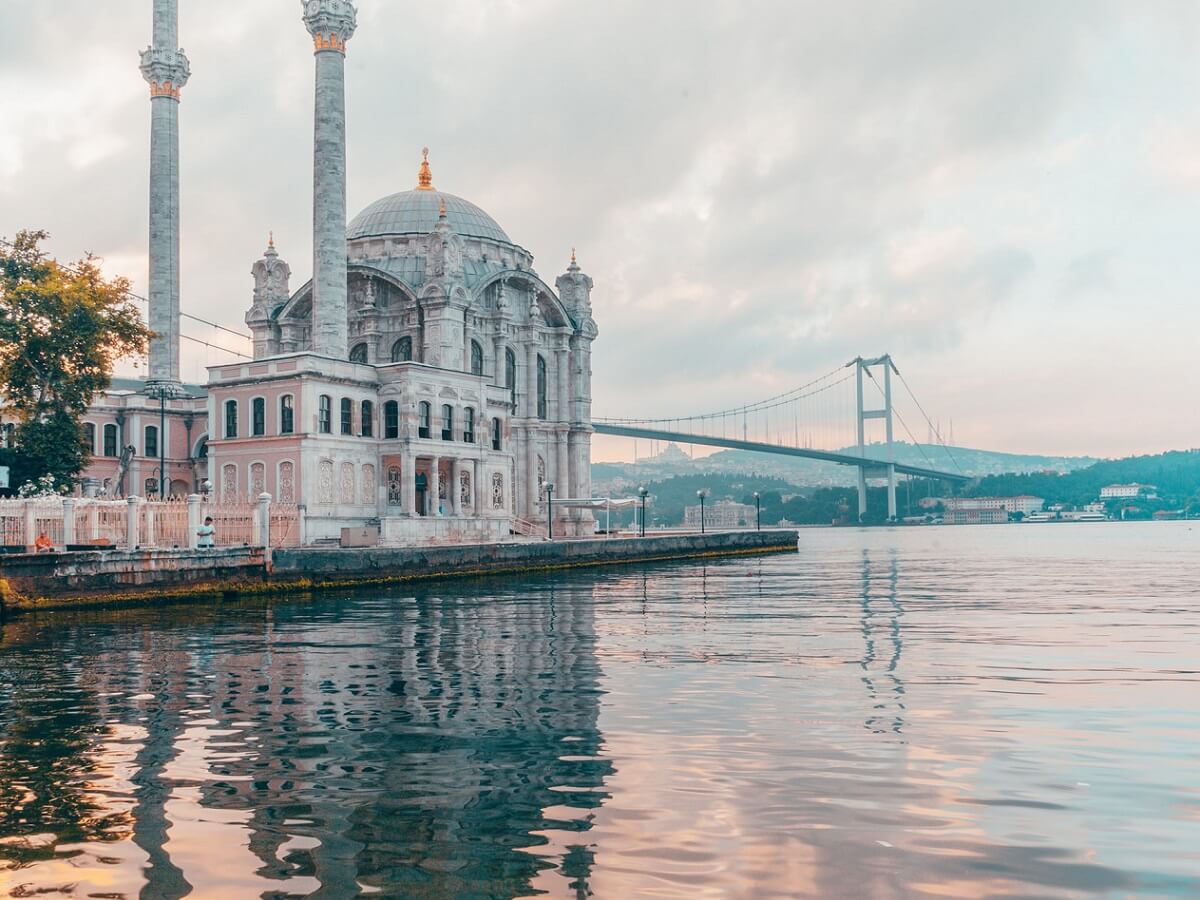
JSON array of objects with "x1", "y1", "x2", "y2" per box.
[
  {"x1": 638, "y1": 486, "x2": 648, "y2": 537},
  {"x1": 697, "y1": 488, "x2": 709, "y2": 534},
  {"x1": 546, "y1": 482, "x2": 555, "y2": 540},
  {"x1": 753, "y1": 491, "x2": 761, "y2": 531}
]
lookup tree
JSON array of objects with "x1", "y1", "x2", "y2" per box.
[{"x1": 0, "y1": 230, "x2": 150, "y2": 490}]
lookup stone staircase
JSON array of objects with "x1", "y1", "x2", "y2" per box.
[{"x1": 509, "y1": 517, "x2": 544, "y2": 540}]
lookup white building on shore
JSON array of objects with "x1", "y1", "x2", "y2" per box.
[{"x1": 72, "y1": 0, "x2": 599, "y2": 544}]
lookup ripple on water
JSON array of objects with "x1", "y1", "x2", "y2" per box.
[{"x1": 1, "y1": 523, "x2": 1199, "y2": 898}]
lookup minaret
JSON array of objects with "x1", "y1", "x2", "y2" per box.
[
  {"x1": 302, "y1": 0, "x2": 357, "y2": 359},
  {"x1": 139, "y1": 0, "x2": 190, "y2": 389}
]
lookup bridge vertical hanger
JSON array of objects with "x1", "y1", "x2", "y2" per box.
[{"x1": 849, "y1": 355, "x2": 898, "y2": 522}]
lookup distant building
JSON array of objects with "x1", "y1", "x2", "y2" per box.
[
  {"x1": 943, "y1": 496, "x2": 1044, "y2": 516},
  {"x1": 1100, "y1": 483, "x2": 1157, "y2": 500},
  {"x1": 684, "y1": 500, "x2": 755, "y2": 529},
  {"x1": 944, "y1": 508, "x2": 1008, "y2": 525}
]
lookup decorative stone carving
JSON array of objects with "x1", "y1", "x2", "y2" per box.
[
  {"x1": 250, "y1": 462, "x2": 265, "y2": 496},
  {"x1": 301, "y1": 0, "x2": 358, "y2": 52},
  {"x1": 222, "y1": 463, "x2": 238, "y2": 501},
  {"x1": 139, "y1": 46, "x2": 190, "y2": 99},
  {"x1": 460, "y1": 470, "x2": 471, "y2": 509},
  {"x1": 362, "y1": 463, "x2": 376, "y2": 505},
  {"x1": 318, "y1": 460, "x2": 335, "y2": 504},
  {"x1": 492, "y1": 473, "x2": 504, "y2": 510},
  {"x1": 278, "y1": 461, "x2": 295, "y2": 505},
  {"x1": 387, "y1": 466, "x2": 402, "y2": 506},
  {"x1": 340, "y1": 462, "x2": 355, "y2": 504}
]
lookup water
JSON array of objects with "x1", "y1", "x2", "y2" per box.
[{"x1": 1, "y1": 523, "x2": 1198, "y2": 898}]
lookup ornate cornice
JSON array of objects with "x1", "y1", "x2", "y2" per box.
[
  {"x1": 302, "y1": 0, "x2": 357, "y2": 54},
  {"x1": 140, "y1": 46, "x2": 190, "y2": 100}
]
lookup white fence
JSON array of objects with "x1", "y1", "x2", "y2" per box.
[{"x1": 0, "y1": 494, "x2": 303, "y2": 552}]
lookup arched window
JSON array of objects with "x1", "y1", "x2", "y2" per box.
[
  {"x1": 464, "y1": 407, "x2": 475, "y2": 443},
  {"x1": 536, "y1": 355, "x2": 548, "y2": 420},
  {"x1": 318, "y1": 395, "x2": 332, "y2": 433},
  {"x1": 361, "y1": 400, "x2": 374, "y2": 437},
  {"x1": 491, "y1": 417, "x2": 502, "y2": 451},
  {"x1": 103, "y1": 424, "x2": 118, "y2": 457},
  {"x1": 280, "y1": 395, "x2": 295, "y2": 435},
  {"x1": 224, "y1": 399, "x2": 239, "y2": 439},
  {"x1": 392, "y1": 336, "x2": 413, "y2": 363},
  {"x1": 340, "y1": 398, "x2": 354, "y2": 435},
  {"x1": 470, "y1": 340, "x2": 484, "y2": 376},
  {"x1": 418, "y1": 402, "x2": 431, "y2": 439},
  {"x1": 441, "y1": 404, "x2": 453, "y2": 441},
  {"x1": 252, "y1": 397, "x2": 266, "y2": 436},
  {"x1": 349, "y1": 343, "x2": 369, "y2": 364},
  {"x1": 144, "y1": 424, "x2": 159, "y2": 458},
  {"x1": 85, "y1": 423, "x2": 96, "y2": 454},
  {"x1": 384, "y1": 401, "x2": 399, "y2": 439},
  {"x1": 505, "y1": 348, "x2": 517, "y2": 412}
]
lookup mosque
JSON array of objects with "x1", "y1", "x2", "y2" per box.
[{"x1": 76, "y1": 0, "x2": 598, "y2": 543}]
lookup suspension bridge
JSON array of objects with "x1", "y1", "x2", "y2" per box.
[{"x1": 595, "y1": 355, "x2": 969, "y2": 521}]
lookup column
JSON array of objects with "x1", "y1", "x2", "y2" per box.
[
  {"x1": 430, "y1": 455, "x2": 441, "y2": 516},
  {"x1": 303, "y1": 1, "x2": 358, "y2": 358},
  {"x1": 556, "y1": 431, "x2": 569, "y2": 523},
  {"x1": 140, "y1": 0, "x2": 191, "y2": 388},
  {"x1": 450, "y1": 458, "x2": 462, "y2": 516},
  {"x1": 402, "y1": 450, "x2": 416, "y2": 516},
  {"x1": 555, "y1": 345, "x2": 569, "y2": 425},
  {"x1": 526, "y1": 428, "x2": 540, "y2": 520},
  {"x1": 526, "y1": 343, "x2": 539, "y2": 419},
  {"x1": 472, "y1": 459, "x2": 481, "y2": 516},
  {"x1": 187, "y1": 493, "x2": 201, "y2": 549}
]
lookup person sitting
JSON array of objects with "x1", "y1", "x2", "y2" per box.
[
  {"x1": 33, "y1": 532, "x2": 54, "y2": 553},
  {"x1": 196, "y1": 516, "x2": 216, "y2": 549}
]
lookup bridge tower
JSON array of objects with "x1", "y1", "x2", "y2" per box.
[{"x1": 851, "y1": 355, "x2": 898, "y2": 522}]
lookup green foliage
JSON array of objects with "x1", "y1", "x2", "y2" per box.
[
  {"x1": 967, "y1": 450, "x2": 1200, "y2": 509},
  {"x1": 0, "y1": 230, "x2": 150, "y2": 489}
]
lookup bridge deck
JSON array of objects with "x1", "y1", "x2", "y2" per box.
[{"x1": 593, "y1": 423, "x2": 970, "y2": 483}]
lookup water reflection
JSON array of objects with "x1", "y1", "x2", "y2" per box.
[
  {"x1": 0, "y1": 580, "x2": 612, "y2": 898},
  {"x1": 4, "y1": 525, "x2": 1200, "y2": 898},
  {"x1": 859, "y1": 549, "x2": 906, "y2": 734}
]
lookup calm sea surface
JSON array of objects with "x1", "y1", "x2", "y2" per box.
[{"x1": 1, "y1": 523, "x2": 1198, "y2": 898}]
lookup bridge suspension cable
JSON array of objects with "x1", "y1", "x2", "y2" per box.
[{"x1": 595, "y1": 364, "x2": 850, "y2": 426}]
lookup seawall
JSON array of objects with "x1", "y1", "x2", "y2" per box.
[{"x1": 0, "y1": 530, "x2": 798, "y2": 615}]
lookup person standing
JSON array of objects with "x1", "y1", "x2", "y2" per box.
[{"x1": 196, "y1": 516, "x2": 215, "y2": 549}]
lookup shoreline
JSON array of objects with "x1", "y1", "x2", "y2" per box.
[{"x1": 0, "y1": 530, "x2": 799, "y2": 616}]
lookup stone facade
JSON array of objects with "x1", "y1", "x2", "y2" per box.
[{"x1": 72, "y1": 0, "x2": 598, "y2": 545}]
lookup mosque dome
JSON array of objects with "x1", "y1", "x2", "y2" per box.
[{"x1": 346, "y1": 149, "x2": 513, "y2": 245}]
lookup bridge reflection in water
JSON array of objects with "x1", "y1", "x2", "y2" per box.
[{"x1": 0, "y1": 579, "x2": 612, "y2": 898}]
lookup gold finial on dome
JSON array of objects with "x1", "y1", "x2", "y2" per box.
[
  {"x1": 417, "y1": 146, "x2": 435, "y2": 190},
  {"x1": 571, "y1": 247, "x2": 577, "y2": 264},
  {"x1": 268, "y1": 230, "x2": 275, "y2": 249}
]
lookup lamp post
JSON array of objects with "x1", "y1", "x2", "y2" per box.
[
  {"x1": 753, "y1": 491, "x2": 761, "y2": 531},
  {"x1": 638, "y1": 486, "x2": 648, "y2": 537},
  {"x1": 546, "y1": 482, "x2": 555, "y2": 540},
  {"x1": 697, "y1": 488, "x2": 709, "y2": 534}
]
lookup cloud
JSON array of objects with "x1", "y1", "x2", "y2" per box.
[{"x1": 0, "y1": 0, "x2": 1198, "y2": 454}]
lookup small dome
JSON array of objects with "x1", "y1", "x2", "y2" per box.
[{"x1": 347, "y1": 190, "x2": 513, "y2": 244}]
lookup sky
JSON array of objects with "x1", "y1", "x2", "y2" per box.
[{"x1": 1, "y1": 0, "x2": 1198, "y2": 461}]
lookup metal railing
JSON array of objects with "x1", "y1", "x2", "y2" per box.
[{"x1": 0, "y1": 494, "x2": 303, "y2": 552}]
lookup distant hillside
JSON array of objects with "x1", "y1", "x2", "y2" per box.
[
  {"x1": 968, "y1": 450, "x2": 1200, "y2": 512},
  {"x1": 593, "y1": 441, "x2": 1095, "y2": 490}
]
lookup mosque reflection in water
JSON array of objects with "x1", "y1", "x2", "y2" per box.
[{"x1": 0, "y1": 578, "x2": 612, "y2": 898}]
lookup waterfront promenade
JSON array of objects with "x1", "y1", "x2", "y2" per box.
[{"x1": 0, "y1": 529, "x2": 798, "y2": 614}]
